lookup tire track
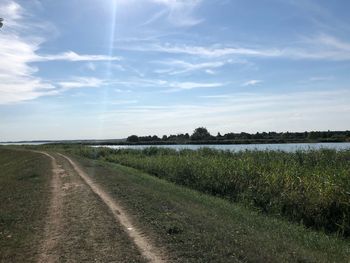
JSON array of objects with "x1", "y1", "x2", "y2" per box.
[
  {"x1": 36, "y1": 152, "x2": 65, "y2": 263},
  {"x1": 56, "y1": 153, "x2": 167, "y2": 263}
]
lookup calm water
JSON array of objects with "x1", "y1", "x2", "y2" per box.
[
  {"x1": 0, "y1": 142, "x2": 47, "y2": 145},
  {"x1": 96, "y1": 142, "x2": 350, "y2": 152}
]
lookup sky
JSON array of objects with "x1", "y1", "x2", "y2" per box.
[{"x1": 0, "y1": 0, "x2": 350, "y2": 141}]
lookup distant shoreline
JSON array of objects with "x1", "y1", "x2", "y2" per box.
[
  {"x1": 2, "y1": 129, "x2": 350, "y2": 145},
  {"x1": 1, "y1": 138, "x2": 350, "y2": 146},
  {"x1": 91, "y1": 138, "x2": 349, "y2": 146}
]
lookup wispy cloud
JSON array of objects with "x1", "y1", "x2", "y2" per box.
[
  {"x1": 89, "y1": 90, "x2": 350, "y2": 137},
  {"x1": 309, "y1": 76, "x2": 333, "y2": 82},
  {"x1": 123, "y1": 43, "x2": 281, "y2": 58},
  {"x1": 0, "y1": 2, "x2": 52, "y2": 104},
  {"x1": 109, "y1": 78, "x2": 224, "y2": 92},
  {"x1": 37, "y1": 51, "x2": 120, "y2": 62},
  {"x1": 291, "y1": 34, "x2": 350, "y2": 60},
  {"x1": 118, "y1": 33, "x2": 350, "y2": 61},
  {"x1": 1, "y1": 1, "x2": 24, "y2": 28},
  {"x1": 111, "y1": 100, "x2": 139, "y2": 105},
  {"x1": 154, "y1": 59, "x2": 233, "y2": 75},
  {"x1": 164, "y1": 81, "x2": 224, "y2": 92},
  {"x1": 83, "y1": 99, "x2": 138, "y2": 106},
  {"x1": 58, "y1": 77, "x2": 105, "y2": 90},
  {"x1": 0, "y1": 1, "x2": 118, "y2": 104},
  {"x1": 242, "y1": 80, "x2": 262, "y2": 87}
]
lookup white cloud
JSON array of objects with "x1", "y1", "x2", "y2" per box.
[
  {"x1": 109, "y1": 78, "x2": 224, "y2": 92},
  {"x1": 111, "y1": 100, "x2": 139, "y2": 105},
  {"x1": 289, "y1": 34, "x2": 350, "y2": 60},
  {"x1": 83, "y1": 99, "x2": 138, "y2": 105},
  {"x1": 0, "y1": 3, "x2": 53, "y2": 104},
  {"x1": 1, "y1": 1, "x2": 23, "y2": 27},
  {"x1": 119, "y1": 34, "x2": 350, "y2": 61},
  {"x1": 58, "y1": 77, "x2": 105, "y2": 90},
  {"x1": 0, "y1": 1, "x2": 119, "y2": 104},
  {"x1": 38, "y1": 51, "x2": 120, "y2": 62},
  {"x1": 146, "y1": 43, "x2": 281, "y2": 58},
  {"x1": 154, "y1": 59, "x2": 231, "y2": 75},
  {"x1": 166, "y1": 81, "x2": 224, "y2": 91},
  {"x1": 242, "y1": 80, "x2": 262, "y2": 87}
]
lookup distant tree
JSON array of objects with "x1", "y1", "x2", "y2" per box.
[
  {"x1": 152, "y1": 135, "x2": 160, "y2": 141},
  {"x1": 167, "y1": 134, "x2": 175, "y2": 141},
  {"x1": 162, "y1": 135, "x2": 168, "y2": 141},
  {"x1": 127, "y1": 135, "x2": 139, "y2": 143},
  {"x1": 240, "y1": 132, "x2": 251, "y2": 140},
  {"x1": 308, "y1": 131, "x2": 319, "y2": 140},
  {"x1": 191, "y1": 127, "x2": 211, "y2": 141},
  {"x1": 254, "y1": 132, "x2": 263, "y2": 139},
  {"x1": 224, "y1": 132, "x2": 236, "y2": 140}
]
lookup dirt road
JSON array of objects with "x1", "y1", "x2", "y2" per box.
[{"x1": 37, "y1": 152, "x2": 166, "y2": 263}]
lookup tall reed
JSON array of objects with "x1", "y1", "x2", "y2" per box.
[{"x1": 74, "y1": 146, "x2": 350, "y2": 236}]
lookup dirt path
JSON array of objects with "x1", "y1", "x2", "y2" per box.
[
  {"x1": 37, "y1": 151, "x2": 166, "y2": 263},
  {"x1": 37, "y1": 152, "x2": 64, "y2": 263}
]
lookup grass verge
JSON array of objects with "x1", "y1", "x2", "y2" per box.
[{"x1": 0, "y1": 148, "x2": 51, "y2": 262}]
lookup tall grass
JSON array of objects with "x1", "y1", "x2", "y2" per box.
[{"x1": 72, "y1": 146, "x2": 350, "y2": 236}]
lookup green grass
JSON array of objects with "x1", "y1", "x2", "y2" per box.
[
  {"x1": 68, "y1": 154, "x2": 350, "y2": 262},
  {"x1": 64, "y1": 146, "x2": 350, "y2": 237},
  {"x1": 0, "y1": 148, "x2": 51, "y2": 262}
]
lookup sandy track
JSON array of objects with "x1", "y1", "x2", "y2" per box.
[{"x1": 38, "y1": 151, "x2": 166, "y2": 263}]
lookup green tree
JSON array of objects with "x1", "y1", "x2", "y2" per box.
[
  {"x1": 127, "y1": 135, "x2": 139, "y2": 143},
  {"x1": 191, "y1": 127, "x2": 211, "y2": 141}
]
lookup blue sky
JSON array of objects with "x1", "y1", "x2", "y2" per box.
[{"x1": 1, "y1": 0, "x2": 350, "y2": 141}]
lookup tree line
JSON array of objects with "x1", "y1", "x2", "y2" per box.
[{"x1": 126, "y1": 127, "x2": 350, "y2": 144}]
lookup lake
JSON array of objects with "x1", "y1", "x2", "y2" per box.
[
  {"x1": 0, "y1": 142, "x2": 48, "y2": 145},
  {"x1": 95, "y1": 142, "x2": 350, "y2": 152}
]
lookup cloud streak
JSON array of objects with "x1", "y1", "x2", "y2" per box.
[
  {"x1": 122, "y1": 43, "x2": 281, "y2": 58},
  {"x1": 154, "y1": 59, "x2": 232, "y2": 75},
  {"x1": 38, "y1": 51, "x2": 120, "y2": 62},
  {"x1": 109, "y1": 78, "x2": 224, "y2": 92},
  {"x1": 118, "y1": 34, "x2": 350, "y2": 61},
  {"x1": 165, "y1": 81, "x2": 224, "y2": 92},
  {"x1": 58, "y1": 77, "x2": 105, "y2": 90},
  {"x1": 242, "y1": 80, "x2": 262, "y2": 87}
]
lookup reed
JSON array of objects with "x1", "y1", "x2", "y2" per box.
[{"x1": 72, "y1": 146, "x2": 350, "y2": 236}]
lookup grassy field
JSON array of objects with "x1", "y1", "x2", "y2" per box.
[
  {"x1": 67, "y1": 146, "x2": 350, "y2": 237},
  {"x1": 2, "y1": 145, "x2": 349, "y2": 262},
  {"x1": 0, "y1": 148, "x2": 51, "y2": 262},
  {"x1": 65, "y1": 154, "x2": 350, "y2": 262}
]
